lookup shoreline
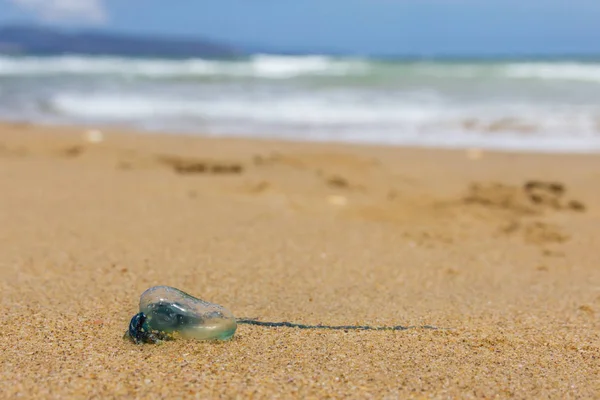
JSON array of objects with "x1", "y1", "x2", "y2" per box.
[
  {"x1": 3, "y1": 118, "x2": 600, "y2": 157},
  {"x1": 1, "y1": 121, "x2": 599, "y2": 398}
]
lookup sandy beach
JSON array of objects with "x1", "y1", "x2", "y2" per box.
[{"x1": 0, "y1": 121, "x2": 598, "y2": 398}]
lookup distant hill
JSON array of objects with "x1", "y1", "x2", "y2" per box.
[{"x1": 0, "y1": 25, "x2": 242, "y2": 58}]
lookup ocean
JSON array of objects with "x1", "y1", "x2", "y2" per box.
[{"x1": 1, "y1": 54, "x2": 600, "y2": 152}]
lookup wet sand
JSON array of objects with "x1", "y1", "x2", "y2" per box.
[{"x1": 0, "y1": 122, "x2": 598, "y2": 398}]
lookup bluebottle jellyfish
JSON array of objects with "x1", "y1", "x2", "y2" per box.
[
  {"x1": 125, "y1": 286, "x2": 237, "y2": 344},
  {"x1": 125, "y1": 285, "x2": 442, "y2": 344}
]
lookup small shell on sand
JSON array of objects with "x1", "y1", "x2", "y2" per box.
[
  {"x1": 84, "y1": 129, "x2": 104, "y2": 143},
  {"x1": 327, "y1": 195, "x2": 348, "y2": 206}
]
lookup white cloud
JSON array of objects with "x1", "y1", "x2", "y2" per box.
[{"x1": 10, "y1": 0, "x2": 107, "y2": 24}]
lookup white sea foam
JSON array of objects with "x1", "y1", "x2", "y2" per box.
[
  {"x1": 46, "y1": 91, "x2": 600, "y2": 152},
  {"x1": 49, "y1": 91, "x2": 468, "y2": 124},
  {"x1": 502, "y1": 63, "x2": 600, "y2": 82},
  {"x1": 0, "y1": 54, "x2": 368, "y2": 79},
  {"x1": 2, "y1": 54, "x2": 600, "y2": 83},
  {"x1": 2, "y1": 54, "x2": 600, "y2": 153}
]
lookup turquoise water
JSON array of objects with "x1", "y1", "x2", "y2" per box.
[{"x1": 2, "y1": 54, "x2": 600, "y2": 152}]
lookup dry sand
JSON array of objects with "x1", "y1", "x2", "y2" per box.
[{"x1": 0, "y1": 122, "x2": 598, "y2": 399}]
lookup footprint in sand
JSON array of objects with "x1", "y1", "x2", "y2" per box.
[
  {"x1": 463, "y1": 179, "x2": 586, "y2": 247},
  {"x1": 323, "y1": 174, "x2": 367, "y2": 193},
  {"x1": 59, "y1": 145, "x2": 85, "y2": 158},
  {"x1": 523, "y1": 221, "x2": 570, "y2": 245},
  {"x1": 463, "y1": 180, "x2": 586, "y2": 214},
  {"x1": 523, "y1": 180, "x2": 586, "y2": 212},
  {"x1": 157, "y1": 155, "x2": 244, "y2": 175}
]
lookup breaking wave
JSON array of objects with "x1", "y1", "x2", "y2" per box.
[
  {"x1": 1, "y1": 54, "x2": 600, "y2": 83},
  {"x1": 2, "y1": 54, "x2": 600, "y2": 152},
  {"x1": 0, "y1": 54, "x2": 369, "y2": 79}
]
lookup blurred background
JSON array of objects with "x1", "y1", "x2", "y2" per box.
[{"x1": 1, "y1": 0, "x2": 600, "y2": 152}]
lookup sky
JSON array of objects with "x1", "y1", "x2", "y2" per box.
[{"x1": 1, "y1": 0, "x2": 600, "y2": 55}]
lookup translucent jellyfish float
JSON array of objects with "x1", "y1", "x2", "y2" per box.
[
  {"x1": 126, "y1": 286, "x2": 237, "y2": 344},
  {"x1": 125, "y1": 285, "x2": 443, "y2": 344}
]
